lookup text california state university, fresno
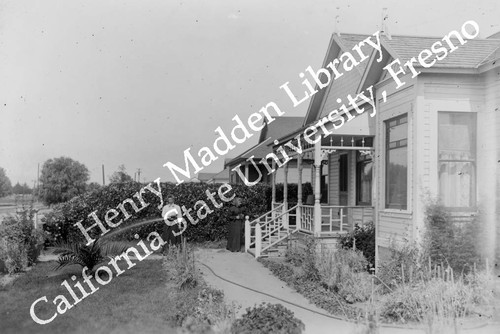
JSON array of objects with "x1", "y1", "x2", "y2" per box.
[{"x1": 163, "y1": 30, "x2": 385, "y2": 185}]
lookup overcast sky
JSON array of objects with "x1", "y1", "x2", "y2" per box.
[{"x1": 1, "y1": 0, "x2": 499, "y2": 185}]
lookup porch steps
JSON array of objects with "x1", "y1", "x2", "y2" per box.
[{"x1": 247, "y1": 241, "x2": 288, "y2": 258}]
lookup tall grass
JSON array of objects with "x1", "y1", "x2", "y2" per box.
[
  {"x1": 162, "y1": 240, "x2": 238, "y2": 334},
  {"x1": 378, "y1": 257, "x2": 496, "y2": 332},
  {"x1": 315, "y1": 247, "x2": 373, "y2": 303},
  {"x1": 163, "y1": 239, "x2": 199, "y2": 290}
]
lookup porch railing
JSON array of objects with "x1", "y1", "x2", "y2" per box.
[
  {"x1": 246, "y1": 202, "x2": 373, "y2": 257},
  {"x1": 299, "y1": 205, "x2": 314, "y2": 233},
  {"x1": 319, "y1": 205, "x2": 373, "y2": 233},
  {"x1": 269, "y1": 203, "x2": 373, "y2": 234}
]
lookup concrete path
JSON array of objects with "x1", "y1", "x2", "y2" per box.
[{"x1": 196, "y1": 249, "x2": 500, "y2": 334}]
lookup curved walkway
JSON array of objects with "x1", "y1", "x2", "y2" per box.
[{"x1": 195, "y1": 249, "x2": 500, "y2": 334}]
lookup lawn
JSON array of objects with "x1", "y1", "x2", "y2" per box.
[{"x1": 0, "y1": 260, "x2": 176, "y2": 334}]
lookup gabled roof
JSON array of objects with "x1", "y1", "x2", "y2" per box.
[
  {"x1": 258, "y1": 116, "x2": 303, "y2": 143},
  {"x1": 210, "y1": 168, "x2": 230, "y2": 181},
  {"x1": 302, "y1": 33, "x2": 373, "y2": 125},
  {"x1": 303, "y1": 32, "x2": 500, "y2": 125},
  {"x1": 382, "y1": 35, "x2": 500, "y2": 68},
  {"x1": 333, "y1": 33, "x2": 373, "y2": 73},
  {"x1": 225, "y1": 117, "x2": 303, "y2": 168},
  {"x1": 197, "y1": 172, "x2": 216, "y2": 182},
  {"x1": 281, "y1": 30, "x2": 500, "y2": 146},
  {"x1": 195, "y1": 169, "x2": 229, "y2": 183},
  {"x1": 488, "y1": 31, "x2": 500, "y2": 39}
]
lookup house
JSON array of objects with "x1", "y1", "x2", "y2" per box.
[
  {"x1": 206, "y1": 169, "x2": 231, "y2": 184},
  {"x1": 193, "y1": 169, "x2": 231, "y2": 184},
  {"x1": 225, "y1": 116, "x2": 312, "y2": 185},
  {"x1": 244, "y1": 28, "x2": 500, "y2": 268}
]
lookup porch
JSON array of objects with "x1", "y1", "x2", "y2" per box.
[{"x1": 245, "y1": 129, "x2": 375, "y2": 258}]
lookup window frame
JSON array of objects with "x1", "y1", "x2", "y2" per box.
[
  {"x1": 437, "y1": 111, "x2": 477, "y2": 211},
  {"x1": 385, "y1": 113, "x2": 408, "y2": 210},
  {"x1": 356, "y1": 152, "x2": 372, "y2": 206}
]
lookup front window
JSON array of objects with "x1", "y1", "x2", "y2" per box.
[
  {"x1": 356, "y1": 152, "x2": 372, "y2": 205},
  {"x1": 385, "y1": 114, "x2": 408, "y2": 209},
  {"x1": 438, "y1": 112, "x2": 476, "y2": 208}
]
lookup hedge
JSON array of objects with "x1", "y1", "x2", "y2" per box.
[{"x1": 42, "y1": 181, "x2": 313, "y2": 244}]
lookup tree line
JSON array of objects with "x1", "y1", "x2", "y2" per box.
[{"x1": 0, "y1": 158, "x2": 138, "y2": 205}]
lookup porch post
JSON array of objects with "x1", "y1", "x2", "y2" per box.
[
  {"x1": 283, "y1": 163, "x2": 288, "y2": 203},
  {"x1": 271, "y1": 159, "x2": 276, "y2": 206},
  {"x1": 297, "y1": 155, "x2": 303, "y2": 231},
  {"x1": 283, "y1": 163, "x2": 289, "y2": 229},
  {"x1": 244, "y1": 216, "x2": 250, "y2": 252},
  {"x1": 297, "y1": 155, "x2": 303, "y2": 204},
  {"x1": 244, "y1": 163, "x2": 249, "y2": 182},
  {"x1": 310, "y1": 160, "x2": 314, "y2": 185},
  {"x1": 314, "y1": 135, "x2": 322, "y2": 236}
]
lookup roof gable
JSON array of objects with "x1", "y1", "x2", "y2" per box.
[
  {"x1": 302, "y1": 33, "x2": 375, "y2": 125},
  {"x1": 381, "y1": 35, "x2": 500, "y2": 69},
  {"x1": 225, "y1": 116, "x2": 303, "y2": 168}
]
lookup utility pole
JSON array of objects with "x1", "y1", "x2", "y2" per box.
[
  {"x1": 102, "y1": 164, "x2": 105, "y2": 186},
  {"x1": 137, "y1": 168, "x2": 141, "y2": 183}
]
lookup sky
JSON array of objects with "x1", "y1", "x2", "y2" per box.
[{"x1": 1, "y1": 0, "x2": 499, "y2": 185}]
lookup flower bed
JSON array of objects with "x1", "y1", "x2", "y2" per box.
[{"x1": 259, "y1": 238, "x2": 497, "y2": 331}]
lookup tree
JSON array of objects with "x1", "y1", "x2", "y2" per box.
[
  {"x1": 86, "y1": 182, "x2": 102, "y2": 193},
  {"x1": 0, "y1": 167, "x2": 12, "y2": 197},
  {"x1": 39, "y1": 157, "x2": 89, "y2": 205},
  {"x1": 109, "y1": 164, "x2": 134, "y2": 184},
  {"x1": 12, "y1": 182, "x2": 32, "y2": 195}
]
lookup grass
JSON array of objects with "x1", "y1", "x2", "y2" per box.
[{"x1": 0, "y1": 260, "x2": 176, "y2": 334}]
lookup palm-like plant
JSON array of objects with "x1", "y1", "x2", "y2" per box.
[{"x1": 51, "y1": 238, "x2": 130, "y2": 273}]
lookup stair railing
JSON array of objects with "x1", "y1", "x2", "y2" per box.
[{"x1": 245, "y1": 204, "x2": 298, "y2": 257}]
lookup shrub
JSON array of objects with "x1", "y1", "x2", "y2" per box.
[
  {"x1": 163, "y1": 240, "x2": 199, "y2": 290},
  {"x1": 301, "y1": 236, "x2": 321, "y2": 282},
  {"x1": 0, "y1": 239, "x2": 28, "y2": 274},
  {"x1": 186, "y1": 287, "x2": 238, "y2": 334},
  {"x1": 163, "y1": 246, "x2": 237, "y2": 333},
  {"x1": 377, "y1": 240, "x2": 422, "y2": 290},
  {"x1": 422, "y1": 199, "x2": 484, "y2": 274},
  {"x1": 315, "y1": 248, "x2": 372, "y2": 303},
  {"x1": 171, "y1": 285, "x2": 237, "y2": 334},
  {"x1": 0, "y1": 208, "x2": 44, "y2": 274},
  {"x1": 258, "y1": 258, "x2": 362, "y2": 320},
  {"x1": 260, "y1": 258, "x2": 295, "y2": 279},
  {"x1": 42, "y1": 182, "x2": 270, "y2": 245},
  {"x1": 338, "y1": 272, "x2": 373, "y2": 304},
  {"x1": 339, "y1": 221, "x2": 375, "y2": 270},
  {"x1": 51, "y1": 238, "x2": 130, "y2": 273},
  {"x1": 284, "y1": 241, "x2": 306, "y2": 267},
  {"x1": 231, "y1": 303, "x2": 305, "y2": 334}
]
